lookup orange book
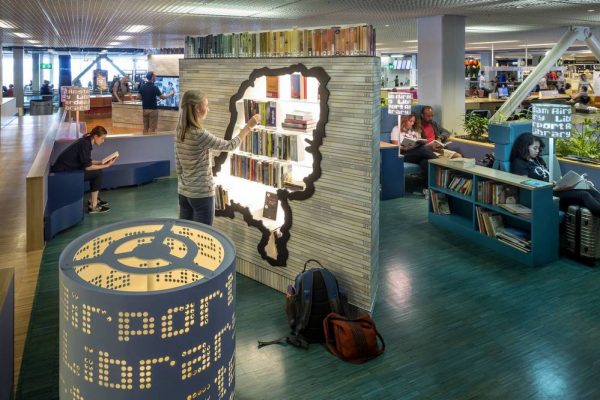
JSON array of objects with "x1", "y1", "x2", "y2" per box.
[{"x1": 266, "y1": 76, "x2": 279, "y2": 98}]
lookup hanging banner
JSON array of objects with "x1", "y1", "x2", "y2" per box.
[
  {"x1": 387, "y1": 92, "x2": 412, "y2": 116},
  {"x1": 531, "y1": 103, "x2": 571, "y2": 139}
]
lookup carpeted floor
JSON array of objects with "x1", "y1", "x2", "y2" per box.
[{"x1": 16, "y1": 178, "x2": 600, "y2": 400}]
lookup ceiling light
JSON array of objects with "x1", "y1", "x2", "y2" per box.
[
  {"x1": 518, "y1": 43, "x2": 555, "y2": 47},
  {"x1": 160, "y1": 5, "x2": 260, "y2": 17},
  {"x1": 13, "y1": 32, "x2": 31, "y2": 38},
  {"x1": 466, "y1": 25, "x2": 530, "y2": 33},
  {"x1": 0, "y1": 19, "x2": 16, "y2": 29},
  {"x1": 108, "y1": 42, "x2": 121, "y2": 46},
  {"x1": 468, "y1": 40, "x2": 519, "y2": 45},
  {"x1": 385, "y1": 25, "x2": 390, "y2": 27},
  {"x1": 404, "y1": 40, "x2": 418, "y2": 43},
  {"x1": 124, "y1": 25, "x2": 149, "y2": 33},
  {"x1": 27, "y1": 39, "x2": 40, "y2": 44},
  {"x1": 588, "y1": 9, "x2": 595, "y2": 12},
  {"x1": 391, "y1": 54, "x2": 405, "y2": 58},
  {"x1": 516, "y1": 5, "x2": 523, "y2": 8},
  {"x1": 116, "y1": 35, "x2": 132, "y2": 40}
]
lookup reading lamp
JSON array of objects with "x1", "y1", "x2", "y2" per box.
[{"x1": 59, "y1": 219, "x2": 236, "y2": 399}]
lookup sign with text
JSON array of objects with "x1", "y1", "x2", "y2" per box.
[
  {"x1": 64, "y1": 87, "x2": 90, "y2": 111},
  {"x1": 387, "y1": 92, "x2": 412, "y2": 115},
  {"x1": 532, "y1": 103, "x2": 572, "y2": 139}
]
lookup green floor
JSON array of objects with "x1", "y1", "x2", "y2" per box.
[{"x1": 17, "y1": 178, "x2": 600, "y2": 399}]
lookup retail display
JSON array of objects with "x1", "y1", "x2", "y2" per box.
[
  {"x1": 428, "y1": 158, "x2": 559, "y2": 266},
  {"x1": 59, "y1": 219, "x2": 237, "y2": 399},
  {"x1": 185, "y1": 25, "x2": 376, "y2": 58}
]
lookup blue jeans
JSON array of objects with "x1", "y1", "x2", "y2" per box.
[{"x1": 178, "y1": 195, "x2": 214, "y2": 225}]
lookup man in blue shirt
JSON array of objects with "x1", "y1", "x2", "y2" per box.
[{"x1": 138, "y1": 71, "x2": 174, "y2": 134}]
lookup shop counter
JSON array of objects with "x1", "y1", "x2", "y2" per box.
[
  {"x1": 112, "y1": 101, "x2": 178, "y2": 132},
  {"x1": 465, "y1": 97, "x2": 506, "y2": 112}
]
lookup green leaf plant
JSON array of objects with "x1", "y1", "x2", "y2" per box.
[{"x1": 556, "y1": 118, "x2": 600, "y2": 161}]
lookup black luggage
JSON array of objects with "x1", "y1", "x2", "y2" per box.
[{"x1": 564, "y1": 205, "x2": 600, "y2": 264}]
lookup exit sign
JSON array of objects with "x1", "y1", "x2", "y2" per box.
[{"x1": 40, "y1": 63, "x2": 52, "y2": 69}]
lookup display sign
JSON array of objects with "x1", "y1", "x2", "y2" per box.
[
  {"x1": 63, "y1": 87, "x2": 90, "y2": 111},
  {"x1": 532, "y1": 103, "x2": 571, "y2": 139},
  {"x1": 59, "y1": 219, "x2": 237, "y2": 400},
  {"x1": 40, "y1": 63, "x2": 52, "y2": 69},
  {"x1": 387, "y1": 92, "x2": 412, "y2": 115}
]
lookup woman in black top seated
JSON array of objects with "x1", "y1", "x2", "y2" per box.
[
  {"x1": 51, "y1": 126, "x2": 117, "y2": 214},
  {"x1": 510, "y1": 133, "x2": 600, "y2": 215}
]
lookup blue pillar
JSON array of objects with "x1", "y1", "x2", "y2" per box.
[{"x1": 59, "y1": 54, "x2": 72, "y2": 106}]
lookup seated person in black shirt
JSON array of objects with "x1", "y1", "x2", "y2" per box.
[
  {"x1": 572, "y1": 86, "x2": 591, "y2": 105},
  {"x1": 510, "y1": 133, "x2": 600, "y2": 215},
  {"x1": 51, "y1": 126, "x2": 117, "y2": 214}
]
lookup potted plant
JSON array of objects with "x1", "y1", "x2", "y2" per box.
[{"x1": 460, "y1": 113, "x2": 490, "y2": 142}]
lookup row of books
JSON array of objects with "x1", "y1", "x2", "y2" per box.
[
  {"x1": 266, "y1": 75, "x2": 308, "y2": 99},
  {"x1": 476, "y1": 207, "x2": 531, "y2": 253},
  {"x1": 230, "y1": 154, "x2": 292, "y2": 189},
  {"x1": 240, "y1": 128, "x2": 306, "y2": 162},
  {"x1": 185, "y1": 25, "x2": 376, "y2": 58},
  {"x1": 243, "y1": 100, "x2": 277, "y2": 127},
  {"x1": 477, "y1": 181, "x2": 519, "y2": 205},
  {"x1": 215, "y1": 185, "x2": 230, "y2": 210},
  {"x1": 476, "y1": 207, "x2": 504, "y2": 237},
  {"x1": 434, "y1": 169, "x2": 473, "y2": 196},
  {"x1": 430, "y1": 191, "x2": 450, "y2": 215}
]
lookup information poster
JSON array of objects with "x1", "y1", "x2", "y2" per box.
[
  {"x1": 531, "y1": 103, "x2": 571, "y2": 139},
  {"x1": 387, "y1": 92, "x2": 412, "y2": 116},
  {"x1": 64, "y1": 87, "x2": 90, "y2": 111}
]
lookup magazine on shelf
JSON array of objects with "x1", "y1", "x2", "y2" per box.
[{"x1": 101, "y1": 151, "x2": 119, "y2": 164}]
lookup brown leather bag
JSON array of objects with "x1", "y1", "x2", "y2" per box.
[{"x1": 323, "y1": 312, "x2": 385, "y2": 364}]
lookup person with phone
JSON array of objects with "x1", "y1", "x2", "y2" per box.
[
  {"x1": 175, "y1": 90, "x2": 260, "y2": 225},
  {"x1": 51, "y1": 126, "x2": 117, "y2": 214}
]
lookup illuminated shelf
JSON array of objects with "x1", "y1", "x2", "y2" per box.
[
  {"x1": 235, "y1": 123, "x2": 314, "y2": 137},
  {"x1": 236, "y1": 97, "x2": 320, "y2": 105},
  {"x1": 231, "y1": 150, "x2": 312, "y2": 168}
]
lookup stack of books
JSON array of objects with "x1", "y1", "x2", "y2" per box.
[
  {"x1": 496, "y1": 227, "x2": 531, "y2": 253},
  {"x1": 215, "y1": 185, "x2": 230, "y2": 210},
  {"x1": 281, "y1": 110, "x2": 316, "y2": 133},
  {"x1": 230, "y1": 153, "x2": 292, "y2": 189},
  {"x1": 430, "y1": 191, "x2": 450, "y2": 215},
  {"x1": 477, "y1": 181, "x2": 519, "y2": 205},
  {"x1": 240, "y1": 128, "x2": 306, "y2": 162},
  {"x1": 243, "y1": 100, "x2": 277, "y2": 127},
  {"x1": 185, "y1": 25, "x2": 376, "y2": 58},
  {"x1": 498, "y1": 203, "x2": 532, "y2": 219},
  {"x1": 475, "y1": 207, "x2": 504, "y2": 237}
]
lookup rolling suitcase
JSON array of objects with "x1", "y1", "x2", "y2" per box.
[{"x1": 564, "y1": 205, "x2": 600, "y2": 264}]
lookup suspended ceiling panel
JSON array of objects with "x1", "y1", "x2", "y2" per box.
[{"x1": 0, "y1": 0, "x2": 598, "y2": 52}]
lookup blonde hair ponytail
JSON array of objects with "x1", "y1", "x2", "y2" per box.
[{"x1": 176, "y1": 90, "x2": 207, "y2": 141}]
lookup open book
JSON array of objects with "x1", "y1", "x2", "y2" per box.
[
  {"x1": 401, "y1": 137, "x2": 452, "y2": 148},
  {"x1": 554, "y1": 170, "x2": 587, "y2": 191},
  {"x1": 101, "y1": 151, "x2": 119, "y2": 164}
]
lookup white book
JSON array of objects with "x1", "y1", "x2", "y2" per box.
[
  {"x1": 101, "y1": 151, "x2": 119, "y2": 164},
  {"x1": 554, "y1": 170, "x2": 586, "y2": 191}
]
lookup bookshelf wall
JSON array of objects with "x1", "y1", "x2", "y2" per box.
[
  {"x1": 428, "y1": 158, "x2": 559, "y2": 267},
  {"x1": 180, "y1": 57, "x2": 380, "y2": 311}
]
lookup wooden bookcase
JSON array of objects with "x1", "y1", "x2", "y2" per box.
[
  {"x1": 428, "y1": 158, "x2": 559, "y2": 267},
  {"x1": 179, "y1": 57, "x2": 380, "y2": 311}
]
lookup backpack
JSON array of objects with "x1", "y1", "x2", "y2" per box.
[
  {"x1": 323, "y1": 312, "x2": 385, "y2": 364},
  {"x1": 258, "y1": 259, "x2": 348, "y2": 349}
]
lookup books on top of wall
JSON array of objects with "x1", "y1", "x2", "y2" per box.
[{"x1": 184, "y1": 25, "x2": 376, "y2": 58}]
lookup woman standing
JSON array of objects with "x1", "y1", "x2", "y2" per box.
[
  {"x1": 51, "y1": 126, "x2": 116, "y2": 214},
  {"x1": 510, "y1": 133, "x2": 600, "y2": 215},
  {"x1": 175, "y1": 90, "x2": 260, "y2": 225}
]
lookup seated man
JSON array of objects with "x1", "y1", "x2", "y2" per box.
[
  {"x1": 419, "y1": 105, "x2": 462, "y2": 158},
  {"x1": 572, "y1": 86, "x2": 591, "y2": 105}
]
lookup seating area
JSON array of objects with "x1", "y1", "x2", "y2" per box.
[{"x1": 45, "y1": 160, "x2": 171, "y2": 240}]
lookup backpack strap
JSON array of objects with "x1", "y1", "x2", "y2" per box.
[
  {"x1": 292, "y1": 271, "x2": 313, "y2": 335},
  {"x1": 303, "y1": 259, "x2": 323, "y2": 272},
  {"x1": 320, "y1": 270, "x2": 342, "y2": 315}
]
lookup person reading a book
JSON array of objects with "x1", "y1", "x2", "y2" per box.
[
  {"x1": 510, "y1": 133, "x2": 600, "y2": 215},
  {"x1": 390, "y1": 113, "x2": 437, "y2": 182},
  {"x1": 419, "y1": 106, "x2": 462, "y2": 158},
  {"x1": 51, "y1": 126, "x2": 117, "y2": 214},
  {"x1": 175, "y1": 90, "x2": 260, "y2": 225}
]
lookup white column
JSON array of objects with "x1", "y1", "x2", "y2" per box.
[{"x1": 417, "y1": 15, "x2": 466, "y2": 134}]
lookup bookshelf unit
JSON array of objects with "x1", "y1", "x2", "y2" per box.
[
  {"x1": 428, "y1": 158, "x2": 559, "y2": 267},
  {"x1": 180, "y1": 57, "x2": 380, "y2": 311}
]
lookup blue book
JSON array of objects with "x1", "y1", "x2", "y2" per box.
[{"x1": 521, "y1": 179, "x2": 551, "y2": 188}]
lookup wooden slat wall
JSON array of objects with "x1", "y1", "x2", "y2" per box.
[
  {"x1": 180, "y1": 57, "x2": 379, "y2": 311},
  {"x1": 111, "y1": 103, "x2": 178, "y2": 132}
]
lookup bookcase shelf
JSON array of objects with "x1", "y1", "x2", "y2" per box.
[{"x1": 428, "y1": 158, "x2": 559, "y2": 267}]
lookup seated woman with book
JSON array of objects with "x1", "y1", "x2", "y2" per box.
[
  {"x1": 51, "y1": 126, "x2": 117, "y2": 214},
  {"x1": 510, "y1": 133, "x2": 600, "y2": 215},
  {"x1": 390, "y1": 113, "x2": 437, "y2": 182}
]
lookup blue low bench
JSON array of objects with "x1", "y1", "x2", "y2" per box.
[{"x1": 45, "y1": 160, "x2": 170, "y2": 240}]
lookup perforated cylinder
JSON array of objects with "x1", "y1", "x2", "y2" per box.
[{"x1": 59, "y1": 219, "x2": 236, "y2": 400}]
